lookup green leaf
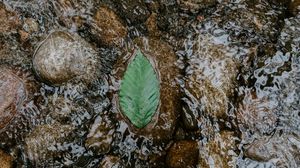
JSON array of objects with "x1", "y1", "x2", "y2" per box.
[{"x1": 119, "y1": 50, "x2": 160, "y2": 128}]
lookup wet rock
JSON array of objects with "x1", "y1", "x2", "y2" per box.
[
  {"x1": 278, "y1": 14, "x2": 300, "y2": 52},
  {"x1": 156, "y1": 5, "x2": 191, "y2": 37},
  {"x1": 85, "y1": 113, "x2": 115, "y2": 155},
  {"x1": 289, "y1": 0, "x2": 300, "y2": 15},
  {"x1": 0, "y1": 68, "x2": 27, "y2": 130},
  {"x1": 23, "y1": 18, "x2": 39, "y2": 34},
  {"x1": 112, "y1": 0, "x2": 150, "y2": 24},
  {"x1": 213, "y1": 0, "x2": 284, "y2": 43},
  {"x1": 145, "y1": 13, "x2": 161, "y2": 37},
  {"x1": 244, "y1": 133, "x2": 300, "y2": 167},
  {"x1": 99, "y1": 155, "x2": 124, "y2": 168},
  {"x1": 92, "y1": 6, "x2": 127, "y2": 46},
  {"x1": 199, "y1": 131, "x2": 238, "y2": 168},
  {"x1": 24, "y1": 123, "x2": 74, "y2": 164},
  {"x1": 177, "y1": 0, "x2": 217, "y2": 13},
  {"x1": 112, "y1": 37, "x2": 180, "y2": 143},
  {"x1": 166, "y1": 140, "x2": 199, "y2": 168},
  {"x1": 0, "y1": 66, "x2": 39, "y2": 149},
  {"x1": 33, "y1": 31, "x2": 99, "y2": 85},
  {"x1": 0, "y1": 149, "x2": 13, "y2": 168},
  {"x1": 237, "y1": 89, "x2": 277, "y2": 135},
  {"x1": 183, "y1": 34, "x2": 239, "y2": 122},
  {"x1": 0, "y1": 3, "x2": 20, "y2": 33}
]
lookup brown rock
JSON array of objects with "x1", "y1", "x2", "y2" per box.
[
  {"x1": 166, "y1": 140, "x2": 199, "y2": 168},
  {"x1": 23, "y1": 18, "x2": 39, "y2": 33},
  {"x1": 100, "y1": 155, "x2": 124, "y2": 168},
  {"x1": 85, "y1": 114, "x2": 115, "y2": 155},
  {"x1": 0, "y1": 150, "x2": 13, "y2": 168},
  {"x1": 0, "y1": 3, "x2": 20, "y2": 33},
  {"x1": 0, "y1": 68, "x2": 27, "y2": 130},
  {"x1": 112, "y1": 37, "x2": 180, "y2": 143},
  {"x1": 177, "y1": 0, "x2": 217, "y2": 13},
  {"x1": 183, "y1": 34, "x2": 238, "y2": 124},
  {"x1": 289, "y1": 0, "x2": 300, "y2": 15},
  {"x1": 145, "y1": 13, "x2": 161, "y2": 37},
  {"x1": 33, "y1": 31, "x2": 99, "y2": 85},
  {"x1": 244, "y1": 133, "x2": 300, "y2": 167},
  {"x1": 112, "y1": 0, "x2": 150, "y2": 24},
  {"x1": 25, "y1": 123, "x2": 74, "y2": 164},
  {"x1": 199, "y1": 131, "x2": 238, "y2": 168},
  {"x1": 222, "y1": 0, "x2": 283, "y2": 42},
  {"x1": 93, "y1": 6, "x2": 127, "y2": 46}
]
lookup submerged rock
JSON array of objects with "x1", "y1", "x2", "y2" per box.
[
  {"x1": 177, "y1": 0, "x2": 217, "y2": 13},
  {"x1": 0, "y1": 149, "x2": 13, "y2": 168},
  {"x1": 289, "y1": 0, "x2": 300, "y2": 15},
  {"x1": 0, "y1": 66, "x2": 40, "y2": 150},
  {"x1": 183, "y1": 34, "x2": 239, "y2": 125},
  {"x1": 199, "y1": 131, "x2": 238, "y2": 168},
  {"x1": 212, "y1": 0, "x2": 284, "y2": 43},
  {"x1": 24, "y1": 123, "x2": 74, "y2": 165},
  {"x1": 244, "y1": 133, "x2": 300, "y2": 167},
  {"x1": 92, "y1": 6, "x2": 127, "y2": 46},
  {"x1": 0, "y1": 3, "x2": 20, "y2": 33},
  {"x1": 112, "y1": 37, "x2": 180, "y2": 144},
  {"x1": 166, "y1": 140, "x2": 199, "y2": 168},
  {"x1": 99, "y1": 155, "x2": 124, "y2": 168},
  {"x1": 33, "y1": 31, "x2": 99, "y2": 85},
  {"x1": 112, "y1": 0, "x2": 150, "y2": 24},
  {"x1": 85, "y1": 113, "x2": 115, "y2": 155},
  {"x1": 0, "y1": 68, "x2": 27, "y2": 130}
]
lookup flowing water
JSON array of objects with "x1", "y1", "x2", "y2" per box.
[{"x1": 0, "y1": 0, "x2": 299, "y2": 167}]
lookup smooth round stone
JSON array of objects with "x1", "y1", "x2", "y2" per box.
[
  {"x1": 0, "y1": 68, "x2": 27, "y2": 130},
  {"x1": 33, "y1": 31, "x2": 99, "y2": 85}
]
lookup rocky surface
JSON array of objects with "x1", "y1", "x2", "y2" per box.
[
  {"x1": 0, "y1": 3, "x2": 20, "y2": 33},
  {"x1": 239, "y1": 8, "x2": 300, "y2": 167},
  {"x1": 0, "y1": 0, "x2": 298, "y2": 167},
  {"x1": 92, "y1": 6, "x2": 127, "y2": 46},
  {"x1": 0, "y1": 150, "x2": 13, "y2": 168},
  {"x1": 33, "y1": 31, "x2": 99, "y2": 85},
  {"x1": 166, "y1": 140, "x2": 199, "y2": 168}
]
